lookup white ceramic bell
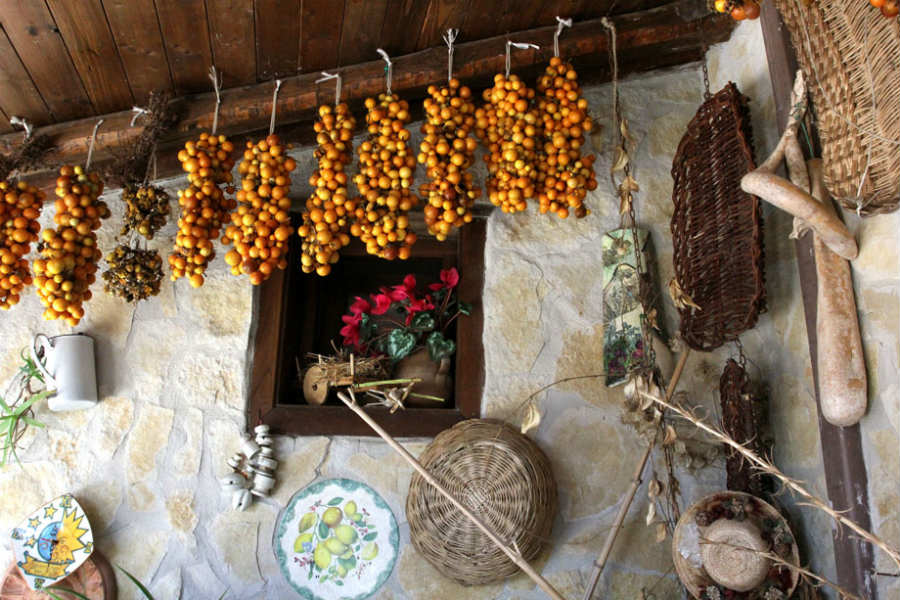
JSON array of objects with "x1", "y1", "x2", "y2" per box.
[
  {"x1": 220, "y1": 472, "x2": 249, "y2": 489},
  {"x1": 232, "y1": 488, "x2": 252, "y2": 511}
]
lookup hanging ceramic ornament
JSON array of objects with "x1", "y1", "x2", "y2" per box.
[
  {"x1": 8, "y1": 494, "x2": 94, "y2": 591},
  {"x1": 274, "y1": 478, "x2": 399, "y2": 600}
]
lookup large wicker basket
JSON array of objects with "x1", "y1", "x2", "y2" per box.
[
  {"x1": 406, "y1": 419, "x2": 557, "y2": 585},
  {"x1": 775, "y1": 0, "x2": 900, "y2": 215},
  {"x1": 670, "y1": 83, "x2": 766, "y2": 352}
]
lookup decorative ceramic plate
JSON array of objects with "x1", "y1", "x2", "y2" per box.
[
  {"x1": 1, "y1": 552, "x2": 116, "y2": 599},
  {"x1": 275, "y1": 478, "x2": 399, "y2": 600},
  {"x1": 9, "y1": 495, "x2": 93, "y2": 591}
]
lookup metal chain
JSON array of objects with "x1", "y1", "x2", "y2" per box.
[{"x1": 701, "y1": 46, "x2": 711, "y2": 100}]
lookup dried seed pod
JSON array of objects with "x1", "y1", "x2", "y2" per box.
[
  {"x1": 102, "y1": 244, "x2": 163, "y2": 302},
  {"x1": 169, "y1": 133, "x2": 236, "y2": 288},
  {"x1": 351, "y1": 93, "x2": 418, "y2": 260},
  {"x1": 298, "y1": 103, "x2": 357, "y2": 276},
  {"x1": 418, "y1": 78, "x2": 481, "y2": 241},
  {"x1": 475, "y1": 73, "x2": 540, "y2": 213},
  {"x1": 0, "y1": 180, "x2": 44, "y2": 310},
  {"x1": 223, "y1": 134, "x2": 296, "y2": 285},
  {"x1": 536, "y1": 56, "x2": 597, "y2": 219},
  {"x1": 34, "y1": 165, "x2": 110, "y2": 325},
  {"x1": 121, "y1": 184, "x2": 171, "y2": 239}
]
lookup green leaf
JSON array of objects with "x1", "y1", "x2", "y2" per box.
[
  {"x1": 458, "y1": 301, "x2": 472, "y2": 316},
  {"x1": 317, "y1": 520, "x2": 330, "y2": 540},
  {"x1": 335, "y1": 580, "x2": 344, "y2": 586},
  {"x1": 359, "y1": 313, "x2": 377, "y2": 342},
  {"x1": 21, "y1": 416, "x2": 45, "y2": 428},
  {"x1": 363, "y1": 532, "x2": 377, "y2": 542},
  {"x1": 14, "y1": 390, "x2": 52, "y2": 416},
  {"x1": 46, "y1": 587, "x2": 92, "y2": 600},
  {"x1": 339, "y1": 555, "x2": 357, "y2": 570},
  {"x1": 385, "y1": 329, "x2": 416, "y2": 361},
  {"x1": 217, "y1": 589, "x2": 230, "y2": 600},
  {"x1": 426, "y1": 331, "x2": 456, "y2": 362},
  {"x1": 326, "y1": 497, "x2": 343, "y2": 506},
  {"x1": 117, "y1": 565, "x2": 155, "y2": 600},
  {"x1": 410, "y1": 311, "x2": 435, "y2": 331}
]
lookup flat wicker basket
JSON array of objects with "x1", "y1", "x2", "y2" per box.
[
  {"x1": 406, "y1": 419, "x2": 557, "y2": 585},
  {"x1": 774, "y1": 0, "x2": 900, "y2": 215},
  {"x1": 671, "y1": 83, "x2": 765, "y2": 352}
]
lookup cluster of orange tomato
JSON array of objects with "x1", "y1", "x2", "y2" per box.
[
  {"x1": 870, "y1": 0, "x2": 899, "y2": 18},
  {"x1": 713, "y1": 0, "x2": 761, "y2": 20},
  {"x1": 0, "y1": 181, "x2": 43, "y2": 310}
]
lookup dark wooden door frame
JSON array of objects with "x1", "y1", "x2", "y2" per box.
[{"x1": 759, "y1": 6, "x2": 877, "y2": 597}]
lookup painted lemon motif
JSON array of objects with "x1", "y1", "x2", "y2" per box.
[
  {"x1": 340, "y1": 548, "x2": 354, "y2": 559},
  {"x1": 336, "y1": 564, "x2": 347, "y2": 577},
  {"x1": 298, "y1": 512, "x2": 317, "y2": 532},
  {"x1": 351, "y1": 513, "x2": 362, "y2": 523},
  {"x1": 322, "y1": 507, "x2": 342, "y2": 527},
  {"x1": 344, "y1": 501, "x2": 357, "y2": 516},
  {"x1": 334, "y1": 524, "x2": 358, "y2": 545},
  {"x1": 324, "y1": 537, "x2": 347, "y2": 554},
  {"x1": 293, "y1": 532, "x2": 313, "y2": 552},
  {"x1": 360, "y1": 541, "x2": 378, "y2": 561},
  {"x1": 314, "y1": 543, "x2": 331, "y2": 569}
]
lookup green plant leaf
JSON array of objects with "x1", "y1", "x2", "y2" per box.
[
  {"x1": 46, "y1": 587, "x2": 92, "y2": 600},
  {"x1": 385, "y1": 329, "x2": 416, "y2": 361},
  {"x1": 14, "y1": 390, "x2": 52, "y2": 416},
  {"x1": 217, "y1": 589, "x2": 230, "y2": 600},
  {"x1": 458, "y1": 301, "x2": 472, "y2": 316},
  {"x1": 339, "y1": 555, "x2": 357, "y2": 570},
  {"x1": 117, "y1": 565, "x2": 155, "y2": 600},
  {"x1": 363, "y1": 532, "x2": 377, "y2": 542},
  {"x1": 335, "y1": 580, "x2": 344, "y2": 586},
  {"x1": 326, "y1": 497, "x2": 343, "y2": 506},
  {"x1": 317, "y1": 520, "x2": 330, "y2": 540},
  {"x1": 21, "y1": 416, "x2": 45, "y2": 428},
  {"x1": 410, "y1": 311, "x2": 435, "y2": 331},
  {"x1": 426, "y1": 331, "x2": 456, "y2": 362}
]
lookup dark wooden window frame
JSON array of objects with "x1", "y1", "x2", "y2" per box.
[{"x1": 246, "y1": 219, "x2": 486, "y2": 437}]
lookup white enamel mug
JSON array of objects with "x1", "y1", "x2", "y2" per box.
[{"x1": 31, "y1": 333, "x2": 98, "y2": 412}]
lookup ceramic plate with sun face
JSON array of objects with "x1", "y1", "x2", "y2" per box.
[
  {"x1": 275, "y1": 479, "x2": 399, "y2": 600},
  {"x1": 10, "y1": 494, "x2": 94, "y2": 591}
]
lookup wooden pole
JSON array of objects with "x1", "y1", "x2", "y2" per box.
[
  {"x1": 336, "y1": 390, "x2": 568, "y2": 600},
  {"x1": 582, "y1": 349, "x2": 691, "y2": 600}
]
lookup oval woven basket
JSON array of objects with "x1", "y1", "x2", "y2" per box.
[
  {"x1": 670, "y1": 83, "x2": 766, "y2": 352},
  {"x1": 406, "y1": 419, "x2": 557, "y2": 585},
  {"x1": 774, "y1": 0, "x2": 900, "y2": 215}
]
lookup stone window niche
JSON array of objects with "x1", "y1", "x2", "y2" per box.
[{"x1": 247, "y1": 218, "x2": 485, "y2": 437}]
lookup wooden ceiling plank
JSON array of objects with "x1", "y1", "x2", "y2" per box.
[
  {"x1": 101, "y1": 0, "x2": 174, "y2": 102},
  {"x1": 300, "y1": 0, "x2": 345, "y2": 71},
  {"x1": 44, "y1": 0, "x2": 134, "y2": 114},
  {"x1": 0, "y1": 27, "x2": 52, "y2": 126},
  {"x1": 338, "y1": 0, "x2": 388, "y2": 67},
  {"x1": 155, "y1": 0, "x2": 214, "y2": 95},
  {"x1": 4, "y1": 2, "x2": 733, "y2": 187},
  {"x1": 0, "y1": 108, "x2": 12, "y2": 135},
  {"x1": 0, "y1": 2, "x2": 94, "y2": 121},
  {"x1": 414, "y1": 0, "x2": 468, "y2": 52},
  {"x1": 378, "y1": 0, "x2": 430, "y2": 57},
  {"x1": 255, "y1": 0, "x2": 301, "y2": 80},
  {"x1": 207, "y1": 0, "x2": 257, "y2": 87}
]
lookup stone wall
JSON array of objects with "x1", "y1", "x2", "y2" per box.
[{"x1": 0, "y1": 19, "x2": 896, "y2": 600}]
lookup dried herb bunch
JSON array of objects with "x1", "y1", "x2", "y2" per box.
[
  {"x1": 0, "y1": 134, "x2": 54, "y2": 182},
  {"x1": 103, "y1": 244, "x2": 163, "y2": 302},
  {"x1": 106, "y1": 92, "x2": 178, "y2": 189},
  {"x1": 120, "y1": 184, "x2": 171, "y2": 239}
]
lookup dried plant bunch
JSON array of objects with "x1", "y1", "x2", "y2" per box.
[
  {"x1": 34, "y1": 165, "x2": 110, "y2": 325},
  {"x1": 106, "y1": 91, "x2": 178, "y2": 189},
  {"x1": 120, "y1": 184, "x2": 170, "y2": 240},
  {"x1": 102, "y1": 244, "x2": 163, "y2": 303},
  {"x1": 223, "y1": 134, "x2": 296, "y2": 285},
  {"x1": 418, "y1": 78, "x2": 480, "y2": 240},
  {"x1": 298, "y1": 103, "x2": 357, "y2": 276}
]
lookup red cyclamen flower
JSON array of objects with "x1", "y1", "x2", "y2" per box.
[{"x1": 429, "y1": 267, "x2": 459, "y2": 291}]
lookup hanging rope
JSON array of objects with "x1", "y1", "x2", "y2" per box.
[
  {"x1": 505, "y1": 41, "x2": 540, "y2": 78},
  {"x1": 601, "y1": 18, "x2": 619, "y2": 126},
  {"x1": 443, "y1": 28, "x2": 459, "y2": 82},
  {"x1": 316, "y1": 71, "x2": 342, "y2": 107},
  {"x1": 85, "y1": 119, "x2": 105, "y2": 171},
  {"x1": 208, "y1": 66, "x2": 223, "y2": 135},
  {"x1": 9, "y1": 116, "x2": 32, "y2": 140},
  {"x1": 376, "y1": 48, "x2": 393, "y2": 95},
  {"x1": 130, "y1": 106, "x2": 150, "y2": 127},
  {"x1": 553, "y1": 16, "x2": 572, "y2": 58},
  {"x1": 269, "y1": 79, "x2": 283, "y2": 136}
]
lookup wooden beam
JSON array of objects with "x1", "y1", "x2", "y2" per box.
[{"x1": 2, "y1": 0, "x2": 731, "y2": 189}]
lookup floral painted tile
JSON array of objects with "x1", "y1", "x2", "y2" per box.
[{"x1": 275, "y1": 478, "x2": 399, "y2": 600}]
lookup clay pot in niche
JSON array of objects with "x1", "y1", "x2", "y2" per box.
[{"x1": 394, "y1": 349, "x2": 452, "y2": 407}]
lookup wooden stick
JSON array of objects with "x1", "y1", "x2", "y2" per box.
[
  {"x1": 582, "y1": 350, "x2": 691, "y2": 600},
  {"x1": 336, "y1": 390, "x2": 568, "y2": 600}
]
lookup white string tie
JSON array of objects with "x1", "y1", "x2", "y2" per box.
[
  {"x1": 443, "y1": 28, "x2": 459, "y2": 82},
  {"x1": 130, "y1": 106, "x2": 150, "y2": 127},
  {"x1": 269, "y1": 79, "x2": 283, "y2": 135},
  {"x1": 505, "y1": 41, "x2": 539, "y2": 78},
  {"x1": 9, "y1": 116, "x2": 32, "y2": 139},
  {"x1": 316, "y1": 72, "x2": 342, "y2": 107},
  {"x1": 553, "y1": 16, "x2": 572, "y2": 58},
  {"x1": 376, "y1": 48, "x2": 393, "y2": 96},
  {"x1": 85, "y1": 119, "x2": 105, "y2": 171},
  {"x1": 209, "y1": 66, "x2": 223, "y2": 134}
]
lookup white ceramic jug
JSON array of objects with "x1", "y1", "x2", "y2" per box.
[{"x1": 31, "y1": 333, "x2": 98, "y2": 411}]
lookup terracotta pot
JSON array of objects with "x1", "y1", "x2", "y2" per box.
[{"x1": 394, "y1": 349, "x2": 452, "y2": 407}]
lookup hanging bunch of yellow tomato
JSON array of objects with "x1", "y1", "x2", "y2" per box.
[
  {"x1": 0, "y1": 181, "x2": 43, "y2": 310},
  {"x1": 713, "y1": 0, "x2": 760, "y2": 20},
  {"x1": 169, "y1": 133, "x2": 236, "y2": 288},
  {"x1": 418, "y1": 79, "x2": 481, "y2": 241},
  {"x1": 33, "y1": 166, "x2": 110, "y2": 325},
  {"x1": 475, "y1": 73, "x2": 540, "y2": 213},
  {"x1": 351, "y1": 94, "x2": 418, "y2": 260},
  {"x1": 536, "y1": 56, "x2": 597, "y2": 219},
  {"x1": 223, "y1": 134, "x2": 295, "y2": 285},
  {"x1": 297, "y1": 104, "x2": 357, "y2": 276}
]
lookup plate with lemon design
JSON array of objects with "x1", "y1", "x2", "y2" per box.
[{"x1": 275, "y1": 478, "x2": 399, "y2": 600}]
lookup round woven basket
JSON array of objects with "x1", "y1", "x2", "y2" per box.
[{"x1": 406, "y1": 419, "x2": 557, "y2": 585}]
